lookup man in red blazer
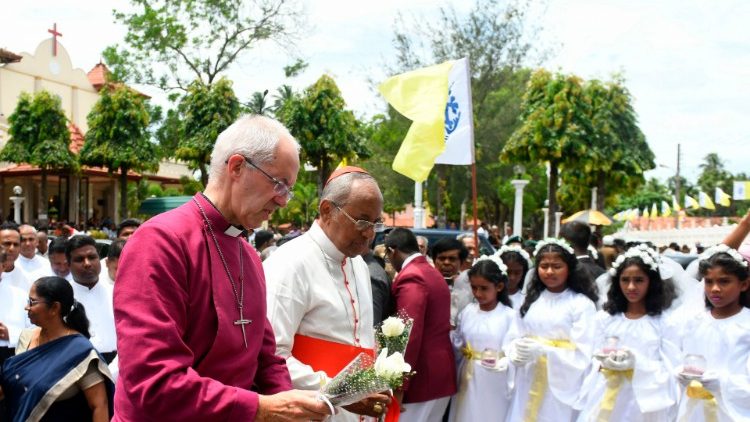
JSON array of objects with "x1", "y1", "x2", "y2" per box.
[{"x1": 385, "y1": 228, "x2": 457, "y2": 422}]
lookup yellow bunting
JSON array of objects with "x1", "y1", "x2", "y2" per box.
[{"x1": 685, "y1": 380, "x2": 718, "y2": 422}]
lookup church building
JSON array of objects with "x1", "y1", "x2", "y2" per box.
[{"x1": 0, "y1": 25, "x2": 190, "y2": 225}]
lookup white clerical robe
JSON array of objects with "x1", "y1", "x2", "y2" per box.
[
  {"x1": 676, "y1": 308, "x2": 750, "y2": 422},
  {"x1": 506, "y1": 289, "x2": 597, "y2": 422},
  {"x1": 264, "y1": 222, "x2": 374, "y2": 421},
  {"x1": 70, "y1": 280, "x2": 117, "y2": 353},
  {"x1": 576, "y1": 312, "x2": 681, "y2": 421},
  {"x1": 15, "y1": 254, "x2": 53, "y2": 281},
  {"x1": 3, "y1": 266, "x2": 32, "y2": 293},
  {"x1": 0, "y1": 279, "x2": 30, "y2": 347}
]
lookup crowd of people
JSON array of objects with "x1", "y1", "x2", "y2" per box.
[{"x1": 0, "y1": 113, "x2": 748, "y2": 421}]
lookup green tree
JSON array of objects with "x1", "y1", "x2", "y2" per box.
[
  {"x1": 0, "y1": 91, "x2": 79, "y2": 222},
  {"x1": 279, "y1": 75, "x2": 369, "y2": 194},
  {"x1": 173, "y1": 78, "x2": 241, "y2": 186},
  {"x1": 81, "y1": 85, "x2": 159, "y2": 219},
  {"x1": 697, "y1": 153, "x2": 734, "y2": 216},
  {"x1": 104, "y1": 0, "x2": 304, "y2": 90},
  {"x1": 559, "y1": 78, "x2": 654, "y2": 212},
  {"x1": 614, "y1": 177, "x2": 669, "y2": 212},
  {"x1": 502, "y1": 69, "x2": 591, "y2": 235}
]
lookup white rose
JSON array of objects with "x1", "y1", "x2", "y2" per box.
[
  {"x1": 374, "y1": 349, "x2": 411, "y2": 379},
  {"x1": 381, "y1": 317, "x2": 405, "y2": 337}
]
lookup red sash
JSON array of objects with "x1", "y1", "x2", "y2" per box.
[
  {"x1": 292, "y1": 334, "x2": 374, "y2": 377},
  {"x1": 292, "y1": 334, "x2": 399, "y2": 421}
]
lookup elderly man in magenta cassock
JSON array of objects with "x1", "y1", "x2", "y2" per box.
[
  {"x1": 264, "y1": 167, "x2": 392, "y2": 421},
  {"x1": 113, "y1": 115, "x2": 330, "y2": 421}
]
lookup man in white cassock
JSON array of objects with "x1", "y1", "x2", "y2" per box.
[
  {"x1": 16, "y1": 225, "x2": 53, "y2": 280},
  {"x1": 0, "y1": 223, "x2": 33, "y2": 292},
  {"x1": 0, "y1": 246, "x2": 31, "y2": 366},
  {"x1": 265, "y1": 167, "x2": 392, "y2": 421}
]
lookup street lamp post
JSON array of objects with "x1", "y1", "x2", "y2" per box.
[
  {"x1": 510, "y1": 165, "x2": 529, "y2": 237},
  {"x1": 10, "y1": 185, "x2": 24, "y2": 224},
  {"x1": 554, "y1": 211, "x2": 563, "y2": 237},
  {"x1": 542, "y1": 207, "x2": 549, "y2": 239}
]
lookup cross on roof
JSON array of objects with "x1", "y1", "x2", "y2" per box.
[{"x1": 48, "y1": 23, "x2": 63, "y2": 56}]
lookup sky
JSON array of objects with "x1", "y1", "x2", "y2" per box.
[{"x1": 2, "y1": 0, "x2": 748, "y2": 184}]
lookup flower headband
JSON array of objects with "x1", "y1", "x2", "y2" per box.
[
  {"x1": 474, "y1": 254, "x2": 508, "y2": 276},
  {"x1": 496, "y1": 245, "x2": 533, "y2": 268},
  {"x1": 534, "y1": 238, "x2": 574, "y2": 256},
  {"x1": 608, "y1": 244, "x2": 660, "y2": 277},
  {"x1": 699, "y1": 243, "x2": 748, "y2": 268},
  {"x1": 587, "y1": 245, "x2": 599, "y2": 260}
]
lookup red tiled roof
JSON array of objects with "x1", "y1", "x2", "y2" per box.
[
  {"x1": 87, "y1": 62, "x2": 108, "y2": 92},
  {"x1": 69, "y1": 123, "x2": 85, "y2": 154},
  {"x1": 0, "y1": 48, "x2": 22, "y2": 64}
]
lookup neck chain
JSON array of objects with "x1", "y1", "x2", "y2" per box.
[{"x1": 193, "y1": 197, "x2": 251, "y2": 349}]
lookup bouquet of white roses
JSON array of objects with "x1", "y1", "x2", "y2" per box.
[
  {"x1": 318, "y1": 350, "x2": 411, "y2": 412},
  {"x1": 376, "y1": 311, "x2": 413, "y2": 356}
]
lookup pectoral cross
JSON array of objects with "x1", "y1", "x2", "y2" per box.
[{"x1": 234, "y1": 308, "x2": 252, "y2": 348}]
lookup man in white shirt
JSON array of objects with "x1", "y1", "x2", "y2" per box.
[
  {"x1": 36, "y1": 229, "x2": 49, "y2": 258},
  {"x1": 67, "y1": 234, "x2": 117, "y2": 363},
  {"x1": 265, "y1": 167, "x2": 391, "y2": 421},
  {"x1": 0, "y1": 246, "x2": 31, "y2": 366},
  {"x1": 16, "y1": 224, "x2": 53, "y2": 280},
  {"x1": 0, "y1": 222, "x2": 33, "y2": 292},
  {"x1": 48, "y1": 237, "x2": 73, "y2": 282}
]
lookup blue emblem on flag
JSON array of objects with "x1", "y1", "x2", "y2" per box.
[{"x1": 445, "y1": 85, "x2": 461, "y2": 135}]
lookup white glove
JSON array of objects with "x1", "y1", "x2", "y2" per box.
[
  {"x1": 484, "y1": 356, "x2": 509, "y2": 372},
  {"x1": 509, "y1": 338, "x2": 542, "y2": 366},
  {"x1": 601, "y1": 349, "x2": 635, "y2": 371}
]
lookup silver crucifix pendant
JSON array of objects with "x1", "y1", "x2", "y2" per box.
[{"x1": 234, "y1": 309, "x2": 252, "y2": 348}]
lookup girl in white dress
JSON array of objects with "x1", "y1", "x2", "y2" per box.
[
  {"x1": 675, "y1": 244, "x2": 750, "y2": 422},
  {"x1": 448, "y1": 255, "x2": 516, "y2": 422},
  {"x1": 505, "y1": 238, "x2": 598, "y2": 422},
  {"x1": 576, "y1": 244, "x2": 680, "y2": 421},
  {"x1": 497, "y1": 245, "x2": 533, "y2": 309}
]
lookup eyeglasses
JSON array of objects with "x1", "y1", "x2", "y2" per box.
[
  {"x1": 239, "y1": 156, "x2": 294, "y2": 201},
  {"x1": 27, "y1": 298, "x2": 48, "y2": 307},
  {"x1": 334, "y1": 204, "x2": 385, "y2": 232}
]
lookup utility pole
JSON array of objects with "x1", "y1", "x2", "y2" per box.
[{"x1": 675, "y1": 143, "x2": 681, "y2": 229}]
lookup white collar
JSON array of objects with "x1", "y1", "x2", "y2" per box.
[
  {"x1": 401, "y1": 252, "x2": 423, "y2": 270},
  {"x1": 18, "y1": 254, "x2": 36, "y2": 263},
  {"x1": 308, "y1": 221, "x2": 346, "y2": 263}
]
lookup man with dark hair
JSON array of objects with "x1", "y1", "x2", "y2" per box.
[
  {"x1": 101, "y1": 239, "x2": 126, "y2": 284},
  {"x1": 430, "y1": 237, "x2": 472, "y2": 327},
  {"x1": 67, "y1": 235, "x2": 117, "y2": 363},
  {"x1": 385, "y1": 228, "x2": 456, "y2": 421},
  {"x1": 559, "y1": 221, "x2": 605, "y2": 281},
  {"x1": 0, "y1": 222, "x2": 31, "y2": 291},
  {"x1": 48, "y1": 237, "x2": 72, "y2": 281},
  {"x1": 116, "y1": 218, "x2": 141, "y2": 240},
  {"x1": 36, "y1": 228, "x2": 49, "y2": 258}
]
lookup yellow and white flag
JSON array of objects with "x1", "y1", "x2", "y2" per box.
[
  {"x1": 379, "y1": 58, "x2": 475, "y2": 181},
  {"x1": 733, "y1": 181, "x2": 750, "y2": 200},
  {"x1": 699, "y1": 191, "x2": 716, "y2": 210},
  {"x1": 650, "y1": 203, "x2": 658, "y2": 219},
  {"x1": 642, "y1": 207, "x2": 650, "y2": 219},
  {"x1": 715, "y1": 187, "x2": 732, "y2": 207},
  {"x1": 661, "y1": 200, "x2": 672, "y2": 217},
  {"x1": 685, "y1": 195, "x2": 700, "y2": 210}
]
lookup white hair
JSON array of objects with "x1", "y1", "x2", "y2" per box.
[
  {"x1": 208, "y1": 115, "x2": 300, "y2": 182},
  {"x1": 19, "y1": 224, "x2": 37, "y2": 235},
  {"x1": 320, "y1": 172, "x2": 382, "y2": 208}
]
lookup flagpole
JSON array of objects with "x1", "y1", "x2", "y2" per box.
[
  {"x1": 471, "y1": 163, "x2": 479, "y2": 253},
  {"x1": 413, "y1": 181, "x2": 424, "y2": 229}
]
